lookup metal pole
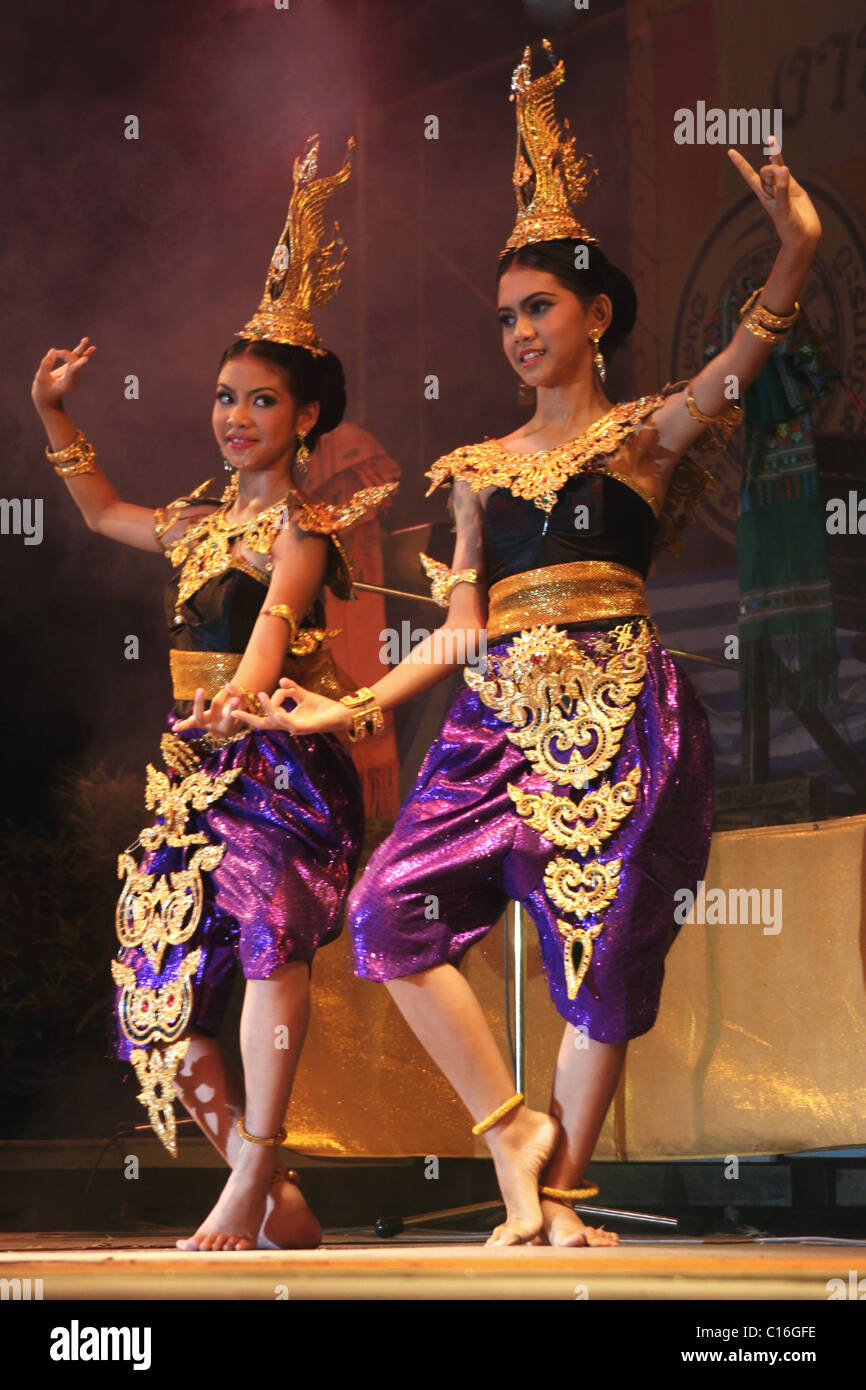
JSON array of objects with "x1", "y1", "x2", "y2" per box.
[{"x1": 511, "y1": 901, "x2": 527, "y2": 1095}]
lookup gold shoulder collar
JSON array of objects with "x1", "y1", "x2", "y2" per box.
[{"x1": 425, "y1": 395, "x2": 666, "y2": 514}]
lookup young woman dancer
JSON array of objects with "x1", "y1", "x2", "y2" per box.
[
  {"x1": 31, "y1": 136, "x2": 395, "y2": 1251},
  {"x1": 238, "y1": 47, "x2": 822, "y2": 1246}
]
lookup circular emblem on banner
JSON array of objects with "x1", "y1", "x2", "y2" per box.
[{"x1": 670, "y1": 183, "x2": 864, "y2": 546}]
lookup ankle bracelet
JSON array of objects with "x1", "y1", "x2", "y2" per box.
[{"x1": 471, "y1": 1092, "x2": 524, "y2": 1136}]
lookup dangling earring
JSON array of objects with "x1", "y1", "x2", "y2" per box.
[
  {"x1": 517, "y1": 381, "x2": 535, "y2": 407},
  {"x1": 222, "y1": 454, "x2": 234, "y2": 471},
  {"x1": 589, "y1": 329, "x2": 606, "y2": 383},
  {"x1": 294, "y1": 430, "x2": 310, "y2": 476}
]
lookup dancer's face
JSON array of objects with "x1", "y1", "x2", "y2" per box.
[
  {"x1": 212, "y1": 354, "x2": 319, "y2": 474},
  {"x1": 497, "y1": 266, "x2": 610, "y2": 391}
]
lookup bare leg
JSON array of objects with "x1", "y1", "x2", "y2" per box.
[
  {"x1": 538, "y1": 1024, "x2": 626, "y2": 1247},
  {"x1": 386, "y1": 964, "x2": 560, "y2": 1245},
  {"x1": 177, "y1": 962, "x2": 317, "y2": 1252},
  {"x1": 172, "y1": 1029, "x2": 320, "y2": 1250}
]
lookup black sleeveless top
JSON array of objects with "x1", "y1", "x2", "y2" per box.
[
  {"x1": 482, "y1": 472, "x2": 657, "y2": 588},
  {"x1": 164, "y1": 569, "x2": 325, "y2": 656}
]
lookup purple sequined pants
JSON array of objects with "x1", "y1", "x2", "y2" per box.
[
  {"x1": 113, "y1": 714, "x2": 364, "y2": 1060},
  {"x1": 350, "y1": 627, "x2": 713, "y2": 1043}
]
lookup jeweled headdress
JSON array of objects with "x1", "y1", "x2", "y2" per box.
[
  {"x1": 241, "y1": 133, "x2": 355, "y2": 354},
  {"x1": 502, "y1": 39, "x2": 598, "y2": 256}
]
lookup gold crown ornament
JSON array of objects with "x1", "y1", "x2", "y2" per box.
[
  {"x1": 503, "y1": 38, "x2": 598, "y2": 256},
  {"x1": 241, "y1": 133, "x2": 355, "y2": 354}
]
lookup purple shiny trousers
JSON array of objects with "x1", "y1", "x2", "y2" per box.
[
  {"x1": 113, "y1": 713, "x2": 364, "y2": 1060},
  {"x1": 350, "y1": 626, "x2": 714, "y2": 1043}
]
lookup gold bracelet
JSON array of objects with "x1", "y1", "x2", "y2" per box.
[
  {"x1": 540, "y1": 1181, "x2": 600, "y2": 1204},
  {"x1": 237, "y1": 1116, "x2": 287, "y2": 1147},
  {"x1": 339, "y1": 686, "x2": 384, "y2": 743},
  {"x1": 419, "y1": 553, "x2": 480, "y2": 608},
  {"x1": 741, "y1": 312, "x2": 790, "y2": 344},
  {"x1": 46, "y1": 429, "x2": 97, "y2": 477},
  {"x1": 471, "y1": 1091, "x2": 524, "y2": 1136},
  {"x1": 739, "y1": 286, "x2": 800, "y2": 329}
]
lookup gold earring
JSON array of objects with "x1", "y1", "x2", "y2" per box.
[
  {"x1": 589, "y1": 329, "x2": 606, "y2": 383},
  {"x1": 295, "y1": 431, "x2": 310, "y2": 476}
]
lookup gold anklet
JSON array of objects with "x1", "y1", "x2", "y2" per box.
[
  {"x1": 471, "y1": 1092, "x2": 524, "y2": 1136},
  {"x1": 540, "y1": 1181, "x2": 600, "y2": 1204},
  {"x1": 237, "y1": 1115, "x2": 287, "y2": 1147}
]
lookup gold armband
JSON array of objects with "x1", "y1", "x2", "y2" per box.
[
  {"x1": 264, "y1": 603, "x2": 298, "y2": 645},
  {"x1": 419, "y1": 552, "x2": 480, "y2": 608},
  {"x1": 339, "y1": 686, "x2": 384, "y2": 743},
  {"x1": 46, "y1": 428, "x2": 97, "y2": 477},
  {"x1": 684, "y1": 384, "x2": 744, "y2": 440}
]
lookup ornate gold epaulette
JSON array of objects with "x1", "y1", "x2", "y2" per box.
[
  {"x1": 155, "y1": 477, "x2": 229, "y2": 544},
  {"x1": 425, "y1": 395, "x2": 667, "y2": 514},
  {"x1": 292, "y1": 482, "x2": 398, "y2": 535}
]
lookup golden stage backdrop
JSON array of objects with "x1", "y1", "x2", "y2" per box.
[{"x1": 284, "y1": 813, "x2": 866, "y2": 1160}]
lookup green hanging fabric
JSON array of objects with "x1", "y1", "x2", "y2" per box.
[{"x1": 703, "y1": 277, "x2": 840, "y2": 713}]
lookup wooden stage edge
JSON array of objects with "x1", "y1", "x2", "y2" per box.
[{"x1": 3, "y1": 1235, "x2": 865, "y2": 1301}]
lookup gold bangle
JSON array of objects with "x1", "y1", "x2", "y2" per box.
[
  {"x1": 471, "y1": 1091, "x2": 524, "y2": 1136},
  {"x1": 741, "y1": 313, "x2": 789, "y2": 344},
  {"x1": 45, "y1": 427, "x2": 91, "y2": 463},
  {"x1": 237, "y1": 1116, "x2": 287, "y2": 1147},
  {"x1": 739, "y1": 286, "x2": 799, "y2": 329},
  {"x1": 46, "y1": 429, "x2": 97, "y2": 476},
  {"x1": 339, "y1": 686, "x2": 384, "y2": 743},
  {"x1": 540, "y1": 1181, "x2": 600, "y2": 1204}
]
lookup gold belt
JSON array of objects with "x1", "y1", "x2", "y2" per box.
[
  {"x1": 170, "y1": 645, "x2": 351, "y2": 703},
  {"x1": 486, "y1": 560, "x2": 649, "y2": 642}
]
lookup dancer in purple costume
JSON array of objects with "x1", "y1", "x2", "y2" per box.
[
  {"x1": 238, "y1": 46, "x2": 822, "y2": 1245},
  {"x1": 31, "y1": 137, "x2": 395, "y2": 1250}
]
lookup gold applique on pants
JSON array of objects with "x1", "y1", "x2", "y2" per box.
[
  {"x1": 465, "y1": 619, "x2": 653, "y2": 1000},
  {"x1": 114, "y1": 752, "x2": 241, "y2": 1154}
]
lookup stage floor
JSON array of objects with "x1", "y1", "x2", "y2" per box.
[{"x1": 3, "y1": 1231, "x2": 864, "y2": 1300}]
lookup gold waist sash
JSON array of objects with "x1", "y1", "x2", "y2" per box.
[
  {"x1": 169, "y1": 644, "x2": 351, "y2": 704},
  {"x1": 486, "y1": 560, "x2": 649, "y2": 642}
]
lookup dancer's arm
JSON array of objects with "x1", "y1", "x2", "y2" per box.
[
  {"x1": 175, "y1": 520, "x2": 329, "y2": 737},
  {"x1": 31, "y1": 337, "x2": 214, "y2": 550},
  {"x1": 236, "y1": 479, "x2": 486, "y2": 736},
  {"x1": 648, "y1": 139, "x2": 821, "y2": 467}
]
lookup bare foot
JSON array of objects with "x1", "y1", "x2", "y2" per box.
[
  {"x1": 539, "y1": 1197, "x2": 619, "y2": 1247},
  {"x1": 484, "y1": 1107, "x2": 561, "y2": 1247},
  {"x1": 258, "y1": 1172, "x2": 321, "y2": 1250},
  {"x1": 176, "y1": 1148, "x2": 273, "y2": 1252}
]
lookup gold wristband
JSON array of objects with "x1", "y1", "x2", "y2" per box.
[
  {"x1": 47, "y1": 428, "x2": 97, "y2": 477},
  {"x1": 739, "y1": 286, "x2": 800, "y2": 329},
  {"x1": 339, "y1": 686, "x2": 384, "y2": 743},
  {"x1": 471, "y1": 1091, "x2": 524, "y2": 1136}
]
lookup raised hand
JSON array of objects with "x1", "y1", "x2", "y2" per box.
[
  {"x1": 234, "y1": 678, "x2": 353, "y2": 736},
  {"x1": 727, "y1": 138, "x2": 821, "y2": 248},
  {"x1": 31, "y1": 337, "x2": 98, "y2": 411}
]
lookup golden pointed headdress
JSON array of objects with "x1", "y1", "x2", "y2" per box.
[
  {"x1": 241, "y1": 133, "x2": 355, "y2": 354},
  {"x1": 502, "y1": 39, "x2": 598, "y2": 256}
]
